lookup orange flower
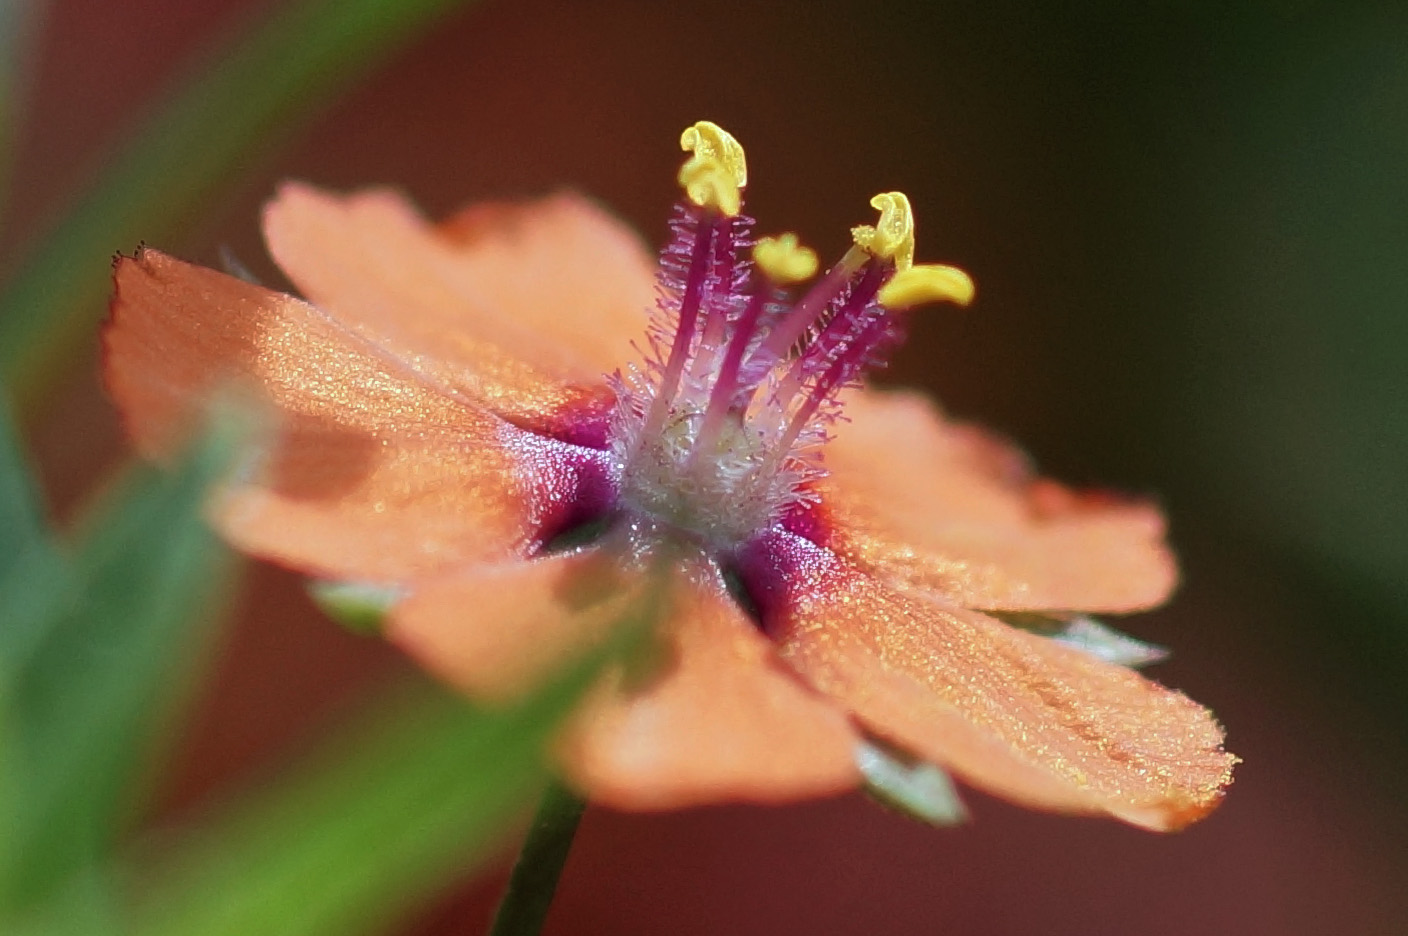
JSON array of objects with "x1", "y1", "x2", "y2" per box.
[{"x1": 104, "y1": 122, "x2": 1234, "y2": 830}]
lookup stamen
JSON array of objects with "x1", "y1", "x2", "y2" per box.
[
  {"x1": 637, "y1": 214, "x2": 718, "y2": 443},
  {"x1": 759, "y1": 309, "x2": 891, "y2": 486},
  {"x1": 688, "y1": 234, "x2": 815, "y2": 469},
  {"x1": 753, "y1": 234, "x2": 818, "y2": 285},
  {"x1": 679, "y1": 121, "x2": 748, "y2": 217},
  {"x1": 744, "y1": 191, "x2": 915, "y2": 378},
  {"x1": 797, "y1": 262, "x2": 889, "y2": 372},
  {"x1": 764, "y1": 260, "x2": 888, "y2": 423},
  {"x1": 742, "y1": 245, "x2": 868, "y2": 377},
  {"x1": 879, "y1": 263, "x2": 976, "y2": 309},
  {"x1": 614, "y1": 122, "x2": 976, "y2": 548},
  {"x1": 686, "y1": 287, "x2": 768, "y2": 472},
  {"x1": 850, "y1": 192, "x2": 916, "y2": 270},
  {"x1": 684, "y1": 215, "x2": 750, "y2": 390}
]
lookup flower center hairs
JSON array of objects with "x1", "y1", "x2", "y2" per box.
[
  {"x1": 104, "y1": 119, "x2": 1234, "y2": 831},
  {"x1": 607, "y1": 122, "x2": 971, "y2": 552}
]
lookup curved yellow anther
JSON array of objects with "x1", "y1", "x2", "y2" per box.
[
  {"x1": 850, "y1": 192, "x2": 915, "y2": 271},
  {"x1": 679, "y1": 121, "x2": 748, "y2": 217},
  {"x1": 753, "y1": 233, "x2": 818, "y2": 285},
  {"x1": 878, "y1": 263, "x2": 976, "y2": 310}
]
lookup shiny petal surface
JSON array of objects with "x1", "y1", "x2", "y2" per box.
[
  {"x1": 821, "y1": 389, "x2": 1177, "y2": 612},
  {"x1": 752, "y1": 530, "x2": 1233, "y2": 831},
  {"x1": 262, "y1": 184, "x2": 657, "y2": 428},
  {"x1": 389, "y1": 549, "x2": 861, "y2": 808},
  {"x1": 104, "y1": 249, "x2": 585, "y2": 582}
]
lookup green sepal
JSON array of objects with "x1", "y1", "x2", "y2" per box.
[
  {"x1": 856, "y1": 738, "x2": 967, "y2": 826},
  {"x1": 995, "y1": 611, "x2": 1168, "y2": 668},
  {"x1": 307, "y1": 581, "x2": 402, "y2": 637}
]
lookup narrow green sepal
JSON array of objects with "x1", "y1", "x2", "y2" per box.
[
  {"x1": 995, "y1": 612, "x2": 1168, "y2": 668},
  {"x1": 856, "y1": 738, "x2": 967, "y2": 826},
  {"x1": 308, "y1": 581, "x2": 402, "y2": 637}
]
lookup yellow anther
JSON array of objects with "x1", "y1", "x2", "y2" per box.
[
  {"x1": 878, "y1": 263, "x2": 976, "y2": 310},
  {"x1": 753, "y1": 233, "x2": 818, "y2": 285},
  {"x1": 850, "y1": 192, "x2": 915, "y2": 271},
  {"x1": 679, "y1": 121, "x2": 748, "y2": 217}
]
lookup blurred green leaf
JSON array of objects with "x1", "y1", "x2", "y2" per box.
[
  {"x1": 0, "y1": 423, "x2": 240, "y2": 914},
  {"x1": 0, "y1": 389, "x2": 71, "y2": 684},
  {"x1": 0, "y1": 0, "x2": 478, "y2": 405},
  {"x1": 0, "y1": 392, "x2": 47, "y2": 580},
  {"x1": 133, "y1": 689, "x2": 566, "y2": 936},
  {"x1": 0, "y1": 390, "x2": 66, "y2": 914},
  {"x1": 119, "y1": 588, "x2": 650, "y2": 936},
  {"x1": 9, "y1": 552, "x2": 660, "y2": 936},
  {"x1": 0, "y1": 542, "x2": 72, "y2": 685}
]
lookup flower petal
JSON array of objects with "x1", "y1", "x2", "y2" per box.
[
  {"x1": 388, "y1": 549, "x2": 638, "y2": 700},
  {"x1": 821, "y1": 389, "x2": 1177, "y2": 612},
  {"x1": 750, "y1": 530, "x2": 1234, "y2": 831},
  {"x1": 104, "y1": 249, "x2": 591, "y2": 582},
  {"x1": 388, "y1": 549, "x2": 861, "y2": 809},
  {"x1": 262, "y1": 184, "x2": 657, "y2": 415}
]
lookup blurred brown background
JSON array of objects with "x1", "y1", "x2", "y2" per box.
[{"x1": 7, "y1": 0, "x2": 1408, "y2": 933}]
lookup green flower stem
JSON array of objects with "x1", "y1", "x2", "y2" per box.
[{"x1": 487, "y1": 779, "x2": 587, "y2": 936}]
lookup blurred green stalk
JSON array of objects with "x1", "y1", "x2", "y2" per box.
[
  {"x1": 123, "y1": 681, "x2": 576, "y2": 936},
  {"x1": 0, "y1": 415, "x2": 241, "y2": 916},
  {"x1": 10, "y1": 588, "x2": 659, "y2": 936},
  {"x1": 0, "y1": 0, "x2": 478, "y2": 408}
]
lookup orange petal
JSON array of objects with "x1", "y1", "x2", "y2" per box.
[
  {"x1": 821, "y1": 389, "x2": 1176, "y2": 613},
  {"x1": 104, "y1": 249, "x2": 570, "y2": 582},
  {"x1": 388, "y1": 549, "x2": 861, "y2": 809},
  {"x1": 262, "y1": 184, "x2": 657, "y2": 418},
  {"x1": 388, "y1": 549, "x2": 639, "y2": 700},
  {"x1": 761, "y1": 530, "x2": 1233, "y2": 831}
]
